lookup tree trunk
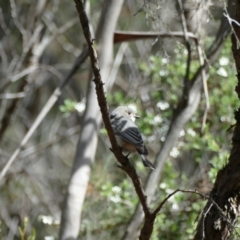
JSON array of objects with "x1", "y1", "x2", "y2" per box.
[
  {"x1": 59, "y1": 1, "x2": 124, "y2": 239},
  {"x1": 194, "y1": 1, "x2": 240, "y2": 239}
]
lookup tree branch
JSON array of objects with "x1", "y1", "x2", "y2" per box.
[
  {"x1": 74, "y1": 0, "x2": 156, "y2": 237},
  {"x1": 113, "y1": 30, "x2": 198, "y2": 43},
  {"x1": 177, "y1": 0, "x2": 191, "y2": 95},
  {"x1": 194, "y1": 1, "x2": 240, "y2": 239},
  {"x1": 0, "y1": 48, "x2": 88, "y2": 183},
  {"x1": 123, "y1": 1, "x2": 233, "y2": 239}
]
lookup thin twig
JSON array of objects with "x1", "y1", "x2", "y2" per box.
[
  {"x1": 0, "y1": 92, "x2": 26, "y2": 99},
  {"x1": 0, "y1": 7, "x2": 10, "y2": 35},
  {"x1": 224, "y1": 12, "x2": 240, "y2": 47},
  {"x1": 0, "y1": 49, "x2": 88, "y2": 183},
  {"x1": 202, "y1": 203, "x2": 213, "y2": 239},
  {"x1": 153, "y1": 189, "x2": 238, "y2": 237},
  {"x1": 19, "y1": 125, "x2": 80, "y2": 159},
  {"x1": 43, "y1": 16, "x2": 81, "y2": 56},
  {"x1": 107, "y1": 42, "x2": 128, "y2": 90},
  {"x1": 74, "y1": 0, "x2": 151, "y2": 220},
  {"x1": 0, "y1": 79, "x2": 27, "y2": 141},
  {"x1": 0, "y1": 41, "x2": 8, "y2": 72},
  {"x1": 122, "y1": 4, "x2": 232, "y2": 239},
  {"x1": 197, "y1": 42, "x2": 209, "y2": 133},
  {"x1": 9, "y1": 64, "x2": 63, "y2": 83},
  {"x1": 177, "y1": 190, "x2": 235, "y2": 229},
  {"x1": 153, "y1": 189, "x2": 179, "y2": 215},
  {"x1": 177, "y1": 0, "x2": 192, "y2": 96},
  {"x1": 0, "y1": 126, "x2": 80, "y2": 160},
  {"x1": 9, "y1": 0, "x2": 26, "y2": 37}
]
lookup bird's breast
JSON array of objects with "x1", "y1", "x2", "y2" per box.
[{"x1": 115, "y1": 136, "x2": 136, "y2": 153}]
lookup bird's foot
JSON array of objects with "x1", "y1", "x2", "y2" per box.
[
  {"x1": 124, "y1": 152, "x2": 131, "y2": 159},
  {"x1": 117, "y1": 164, "x2": 124, "y2": 170}
]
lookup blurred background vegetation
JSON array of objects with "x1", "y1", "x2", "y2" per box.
[{"x1": 0, "y1": 0, "x2": 237, "y2": 239}]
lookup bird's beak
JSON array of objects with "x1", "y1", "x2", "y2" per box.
[{"x1": 134, "y1": 115, "x2": 140, "y2": 119}]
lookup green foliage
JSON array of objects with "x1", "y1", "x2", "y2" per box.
[
  {"x1": 59, "y1": 99, "x2": 86, "y2": 116},
  {"x1": 68, "y1": 38, "x2": 237, "y2": 239},
  {"x1": 139, "y1": 111, "x2": 156, "y2": 135},
  {"x1": 107, "y1": 91, "x2": 133, "y2": 106},
  {"x1": 139, "y1": 44, "x2": 191, "y2": 108},
  {"x1": 99, "y1": 179, "x2": 138, "y2": 218},
  {"x1": 18, "y1": 217, "x2": 36, "y2": 240},
  {"x1": 80, "y1": 172, "x2": 138, "y2": 239},
  {"x1": 150, "y1": 161, "x2": 206, "y2": 240},
  {"x1": 78, "y1": 38, "x2": 239, "y2": 239},
  {"x1": 208, "y1": 153, "x2": 228, "y2": 181},
  {"x1": 99, "y1": 38, "x2": 238, "y2": 239},
  {"x1": 59, "y1": 99, "x2": 78, "y2": 116},
  {"x1": 1, "y1": 0, "x2": 237, "y2": 238}
]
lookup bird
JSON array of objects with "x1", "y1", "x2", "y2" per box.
[{"x1": 110, "y1": 106, "x2": 155, "y2": 170}]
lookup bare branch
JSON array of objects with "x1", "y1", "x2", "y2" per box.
[
  {"x1": 194, "y1": 1, "x2": 240, "y2": 238},
  {"x1": 152, "y1": 189, "x2": 239, "y2": 237},
  {"x1": 0, "y1": 79, "x2": 27, "y2": 141},
  {"x1": 123, "y1": 2, "x2": 232, "y2": 238},
  {"x1": 177, "y1": 0, "x2": 191, "y2": 95},
  {"x1": 0, "y1": 7, "x2": 10, "y2": 35},
  {"x1": 9, "y1": 0, "x2": 26, "y2": 38},
  {"x1": 19, "y1": 125, "x2": 80, "y2": 159},
  {"x1": 43, "y1": 16, "x2": 80, "y2": 56},
  {"x1": 197, "y1": 42, "x2": 209, "y2": 133},
  {"x1": 0, "y1": 48, "x2": 88, "y2": 183},
  {"x1": 0, "y1": 92, "x2": 26, "y2": 100},
  {"x1": 114, "y1": 30, "x2": 198, "y2": 43},
  {"x1": 74, "y1": 0, "x2": 154, "y2": 237},
  {"x1": 107, "y1": 42, "x2": 128, "y2": 90},
  {"x1": 153, "y1": 189, "x2": 180, "y2": 215}
]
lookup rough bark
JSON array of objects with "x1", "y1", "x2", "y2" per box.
[
  {"x1": 59, "y1": 1, "x2": 124, "y2": 240},
  {"x1": 194, "y1": 2, "x2": 240, "y2": 239}
]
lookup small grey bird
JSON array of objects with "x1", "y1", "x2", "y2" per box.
[{"x1": 110, "y1": 106, "x2": 155, "y2": 170}]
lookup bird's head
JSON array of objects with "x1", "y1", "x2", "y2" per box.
[{"x1": 110, "y1": 106, "x2": 140, "y2": 122}]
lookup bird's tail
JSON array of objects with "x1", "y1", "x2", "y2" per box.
[{"x1": 140, "y1": 154, "x2": 155, "y2": 170}]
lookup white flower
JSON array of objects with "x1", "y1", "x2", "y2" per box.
[
  {"x1": 162, "y1": 58, "x2": 168, "y2": 64},
  {"x1": 112, "y1": 186, "x2": 121, "y2": 193},
  {"x1": 219, "y1": 57, "x2": 229, "y2": 66},
  {"x1": 172, "y1": 203, "x2": 180, "y2": 211},
  {"x1": 217, "y1": 67, "x2": 228, "y2": 77},
  {"x1": 187, "y1": 128, "x2": 196, "y2": 137},
  {"x1": 157, "y1": 101, "x2": 170, "y2": 110},
  {"x1": 153, "y1": 115, "x2": 163, "y2": 124},
  {"x1": 41, "y1": 215, "x2": 53, "y2": 225},
  {"x1": 179, "y1": 130, "x2": 185, "y2": 137},
  {"x1": 44, "y1": 236, "x2": 55, "y2": 240},
  {"x1": 110, "y1": 195, "x2": 121, "y2": 203},
  {"x1": 170, "y1": 147, "x2": 180, "y2": 158},
  {"x1": 45, "y1": 236, "x2": 55, "y2": 240},
  {"x1": 159, "y1": 70, "x2": 167, "y2": 76},
  {"x1": 75, "y1": 101, "x2": 86, "y2": 113}
]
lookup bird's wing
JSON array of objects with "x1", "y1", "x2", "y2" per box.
[{"x1": 111, "y1": 116, "x2": 147, "y2": 154}]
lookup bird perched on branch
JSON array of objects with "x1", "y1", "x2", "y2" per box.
[{"x1": 110, "y1": 106, "x2": 155, "y2": 170}]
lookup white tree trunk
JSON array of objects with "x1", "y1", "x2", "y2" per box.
[{"x1": 59, "y1": 1, "x2": 124, "y2": 239}]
